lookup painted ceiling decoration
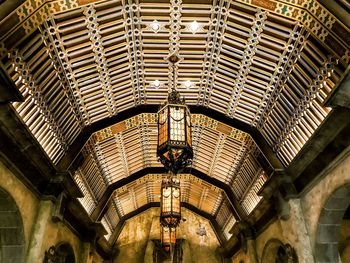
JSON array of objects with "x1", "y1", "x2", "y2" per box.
[
  {"x1": 73, "y1": 113, "x2": 269, "y2": 241},
  {"x1": 0, "y1": 0, "x2": 349, "y2": 245}
]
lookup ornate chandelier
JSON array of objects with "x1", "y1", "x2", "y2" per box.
[
  {"x1": 157, "y1": 54, "x2": 193, "y2": 174},
  {"x1": 157, "y1": 53, "x2": 193, "y2": 249},
  {"x1": 160, "y1": 176, "x2": 181, "y2": 228}
]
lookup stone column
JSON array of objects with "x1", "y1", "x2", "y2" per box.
[
  {"x1": 280, "y1": 199, "x2": 315, "y2": 263},
  {"x1": 26, "y1": 199, "x2": 54, "y2": 263},
  {"x1": 144, "y1": 240, "x2": 155, "y2": 263},
  {"x1": 181, "y1": 239, "x2": 192, "y2": 263},
  {"x1": 80, "y1": 242, "x2": 93, "y2": 263},
  {"x1": 246, "y1": 238, "x2": 259, "y2": 263}
]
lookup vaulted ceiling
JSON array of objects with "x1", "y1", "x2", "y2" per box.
[{"x1": 0, "y1": 0, "x2": 349, "y2": 246}]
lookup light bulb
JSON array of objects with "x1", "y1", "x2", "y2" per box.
[
  {"x1": 184, "y1": 80, "x2": 192, "y2": 88},
  {"x1": 189, "y1": 21, "x2": 199, "y2": 33},
  {"x1": 151, "y1": 20, "x2": 160, "y2": 32},
  {"x1": 154, "y1": 80, "x2": 160, "y2": 87}
]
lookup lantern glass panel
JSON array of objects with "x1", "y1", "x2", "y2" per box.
[
  {"x1": 161, "y1": 226, "x2": 176, "y2": 245},
  {"x1": 172, "y1": 188, "x2": 180, "y2": 213},
  {"x1": 160, "y1": 178, "x2": 181, "y2": 227},
  {"x1": 162, "y1": 187, "x2": 172, "y2": 213},
  {"x1": 158, "y1": 107, "x2": 168, "y2": 146},
  {"x1": 170, "y1": 106, "x2": 185, "y2": 142}
]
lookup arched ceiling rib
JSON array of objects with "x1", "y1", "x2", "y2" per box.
[
  {"x1": 74, "y1": 113, "x2": 270, "y2": 202},
  {"x1": 72, "y1": 113, "x2": 270, "y2": 241},
  {"x1": 57, "y1": 105, "x2": 281, "y2": 171},
  {"x1": 102, "y1": 202, "x2": 229, "y2": 245},
  {"x1": 91, "y1": 174, "x2": 237, "y2": 243},
  {"x1": 0, "y1": 0, "x2": 349, "y2": 60},
  {"x1": 88, "y1": 167, "x2": 246, "y2": 223},
  {"x1": 1, "y1": 0, "x2": 347, "y2": 166}
]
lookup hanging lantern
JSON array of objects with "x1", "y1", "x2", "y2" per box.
[
  {"x1": 161, "y1": 225, "x2": 176, "y2": 251},
  {"x1": 157, "y1": 54, "x2": 193, "y2": 174},
  {"x1": 160, "y1": 176, "x2": 181, "y2": 228}
]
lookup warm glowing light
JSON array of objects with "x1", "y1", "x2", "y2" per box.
[
  {"x1": 184, "y1": 80, "x2": 192, "y2": 88},
  {"x1": 154, "y1": 80, "x2": 160, "y2": 88},
  {"x1": 157, "y1": 53, "x2": 193, "y2": 175},
  {"x1": 189, "y1": 21, "x2": 199, "y2": 33},
  {"x1": 160, "y1": 177, "x2": 181, "y2": 227},
  {"x1": 151, "y1": 20, "x2": 160, "y2": 32}
]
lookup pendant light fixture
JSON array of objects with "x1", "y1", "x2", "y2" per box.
[{"x1": 157, "y1": 54, "x2": 193, "y2": 175}]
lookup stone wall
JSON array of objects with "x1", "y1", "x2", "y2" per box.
[
  {"x1": 230, "y1": 152, "x2": 350, "y2": 263},
  {"x1": 230, "y1": 249, "x2": 251, "y2": 263},
  {"x1": 255, "y1": 221, "x2": 284, "y2": 259},
  {"x1": 114, "y1": 207, "x2": 222, "y2": 263},
  {"x1": 38, "y1": 212, "x2": 83, "y2": 263},
  {"x1": 0, "y1": 159, "x2": 92, "y2": 263},
  {"x1": 115, "y1": 208, "x2": 159, "y2": 263},
  {"x1": 0, "y1": 160, "x2": 39, "y2": 255},
  {"x1": 301, "y1": 152, "x2": 350, "y2": 254},
  {"x1": 178, "y1": 208, "x2": 221, "y2": 263},
  {"x1": 339, "y1": 219, "x2": 350, "y2": 262}
]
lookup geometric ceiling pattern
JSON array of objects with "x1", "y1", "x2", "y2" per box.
[
  {"x1": 98, "y1": 173, "x2": 227, "y2": 239},
  {"x1": 0, "y1": 0, "x2": 349, "y2": 243},
  {"x1": 85, "y1": 173, "x2": 238, "y2": 240},
  {"x1": 73, "y1": 113, "x2": 268, "y2": 240},
  {"x1": 2, "y1": 0, "x2": 347, "y2": 165}
]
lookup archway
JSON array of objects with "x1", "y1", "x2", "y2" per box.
[
  {"x1": 315, "y1": 183, "x2": 350, "y2": 262},
  {"x1": 0, "y1": 187, "x2": 25, "y2": 262},
  {"x1": 261, "y1": 239, "x2": 297, "y2": 263}
]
